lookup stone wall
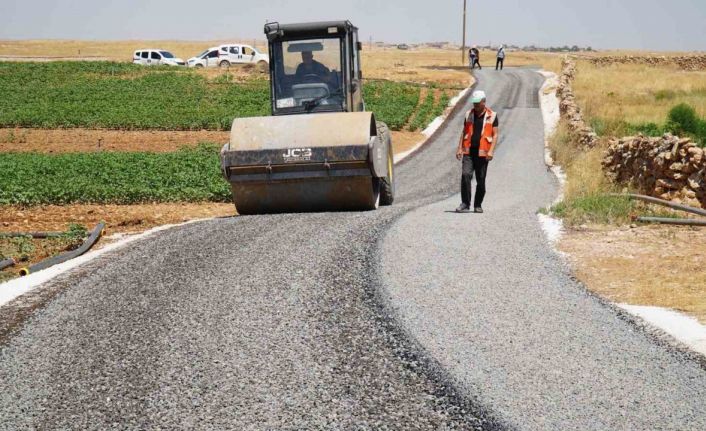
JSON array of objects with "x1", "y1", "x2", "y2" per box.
[
  {"x1": 602, "y1": 135, "x2": 706, "y2": 208},
  {"x1": 586, "y1": 55, "x2": 706, "y2": 71},
  {"x1": 557, "y1": 58, "x2": 598, "y2": 149}
]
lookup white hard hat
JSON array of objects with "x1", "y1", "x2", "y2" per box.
[{"x1": 471, "y1": 90, "x2": 486, "y2": 103}]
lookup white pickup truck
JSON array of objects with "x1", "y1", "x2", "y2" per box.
[{"x1": 187, "y1": 44, "x2": 269, "y2": 69}]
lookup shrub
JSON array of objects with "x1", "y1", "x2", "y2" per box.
[
  {"x1": 698, "y1": 120, "x2": 706, "y2": 147},
  {"x1": 627, "y1": 122, "x2": 663, "y2": 137},
  {"x1": 667, "y1": 103, "x2": 700, "y2": 135}
]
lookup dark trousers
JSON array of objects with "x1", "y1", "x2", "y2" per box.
[
  {"x1": 496, "y1": 58, "x2": 504, "y2": 70},
  {"x1": 461, "y1": 154, "x2": 489, "y2": 208},
  {"x1": 470, "y1": 58, "x2": 481, "y2": 69}
]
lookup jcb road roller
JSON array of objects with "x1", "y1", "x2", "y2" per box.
[{"x1": 220, "y1": 21, "x2": 395, "y2": 214}]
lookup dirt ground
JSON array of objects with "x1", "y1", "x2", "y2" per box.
[
  {"x1": 0, "y1": 128, "x2": 231, "y2": 153},
  {"x1": 0, "y1": 128, "x2": 423, "y2": 154},
  {"x1": 0, "y1": 202, "x2": 235, "y2": 279},
  {"x1": 0, "y1": 202, "x2": 234, "y2": 235},
  {"x1": 560, "y1": 224, "x2": 706, "y2": 324}
]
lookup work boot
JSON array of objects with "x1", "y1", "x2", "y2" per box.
[
  {"x1": 474, "y1": 207, "x2": 484, "y2": 213},
  {"x1": 456, "y1": 204, "x2": 471, "y2": 213}
]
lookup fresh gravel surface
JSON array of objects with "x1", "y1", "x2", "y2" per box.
[
  {"x1": 0, "y1": 73, "x2": 491, "y2": 430},
  {"x1": 381, "y1": 69, "x2": 706, "y2": 430},
  {"x1": 1, "y1": 68, "x2": 704, "y2": 430}
]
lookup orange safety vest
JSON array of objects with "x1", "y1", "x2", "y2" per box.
[{"x1": 462, "y1": 107, "x2": 497, "y2": 157}]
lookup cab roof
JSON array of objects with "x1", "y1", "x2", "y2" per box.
[{"x1": 264, "y1": 21, "x2": 357, "y2": 41}]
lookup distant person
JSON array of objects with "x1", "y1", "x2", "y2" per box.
[
  {"x1": 295, "y1": 51, "x2": 331, "y2": 83},
  {"x1": 455, "y1": 90, "x2": 498, "y2": 213},
  {"x1": 496, "y1": 45, "x2": 505, "y2": 70},
  {"x1": 470, "y1": 45, "x2": 481, "y2": 70}
]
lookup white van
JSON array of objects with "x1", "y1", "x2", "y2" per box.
[
  {"x1": 133, "y1": 49, "x2": 185, "y2": 66},
  {"x1": 187, "y1": 44, "x2": 268, "y2": 68}
]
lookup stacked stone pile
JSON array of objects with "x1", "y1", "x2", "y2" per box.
[
  {"x1": 587, "y1": 55, "x2": 706, "y2": 71},
  {"x1": 557, "y1": 58, "x2": 599, "y2": 149},
  {"x1": 603, "y1": 134, "x2": 706, "y2": 208}
]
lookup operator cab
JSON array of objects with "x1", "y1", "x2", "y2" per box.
[{"x1": 265, "y1": 21, "x2": 364, "y2": 115}]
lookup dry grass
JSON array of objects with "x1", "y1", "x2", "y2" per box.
[
  {"x1": 549, "y1": 123, "x2": 608, "y2": 198},
  {"x1": 362, "y1": 47, "x2": 471, "y2": 87},
  {"x1": 0, "y1": 40, "x2": 566, "y2": 87},
  {"x1": 548, "y1": 58, "x2": 706, "y2": 325},
  {"x1": 573, "y1": 60, "x2": 706, "y2": 136},
  {"x1": 0, "y1": 39, "x2": 267, "y2": 61},
  {"x1": 502, "y1": 50, "x2": 563, "y2": 73}
]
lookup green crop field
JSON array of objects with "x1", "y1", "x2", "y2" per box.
[
  {"x1": 0, "y1": 63, "x2": 459, "y2": 208},
  {"x1": 363, "y1": 80, "x2": 421, "y2": 130},
  {"x1": 0, "y1": 144, "x2": 230, "y2": 205},
  {"x1": 0, "y1": 62, "x2": 270, "y2": 130},
  {"x1": 0, "y1": 62, "x2": 452, "y2": 132}
]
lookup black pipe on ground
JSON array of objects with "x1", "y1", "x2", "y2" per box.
[
  {"x1": 0, "y1": 258, "x2": 16, "y2": 271},
  {"x1": 610, "y1": 193, "x2": 706, "y2": 218},
  {"x1": 19, "y1": 222, "x2": 105, "y2": 277},
  {"x1": 637, "y1": 217, "x2": 706, "y2": 227}
]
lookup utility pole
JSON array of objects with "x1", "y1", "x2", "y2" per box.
[{"x1": 461, "y1": 0, "x2": 467, "y2": 64}]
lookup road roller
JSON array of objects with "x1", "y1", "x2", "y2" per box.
[{"x1": 220, "y1": 21, "x2": 395, "y2": 214}]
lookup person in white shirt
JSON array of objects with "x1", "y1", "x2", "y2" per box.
[{"x1": 496, "y1": 45, "x2": 506, "y2": 70}]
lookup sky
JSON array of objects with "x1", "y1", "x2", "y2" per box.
[{"x1": 1, "y1": 0, "x2": 705, "y2": 51}]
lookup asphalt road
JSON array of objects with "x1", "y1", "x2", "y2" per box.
[{"x1": 1, "y1": 69, "x2": 705, "y2": 430}]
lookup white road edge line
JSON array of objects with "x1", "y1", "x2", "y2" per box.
[
  {"x1": 0, "y1": 85, "x2": 473, "y2": 308},
  {"x1": 537, "y1": 70, "x2": 564, "y2": 247},
  {"x1": 535, "y1": 70, "x2": 706, "y2": 358}
]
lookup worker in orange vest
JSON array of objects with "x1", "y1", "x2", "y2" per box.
[{"x1": 455, "y1": 90, "x2": 499, "y2": 213}]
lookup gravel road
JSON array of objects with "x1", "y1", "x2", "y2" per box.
[
  {"x1": 381, "y1": 69, "x2": 706, "y2": 430},
  {"x1": 1, "y1": 69, "x2": 704, "y2": 430}
]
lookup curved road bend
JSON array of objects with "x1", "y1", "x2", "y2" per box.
[
  {"x1": 381, "y1": 69, "x2": 706, "y2": 430},
  {"x1": 0, "y1": 69, "x2": 704, "y2": 430}
]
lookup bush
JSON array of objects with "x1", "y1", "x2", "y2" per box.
[
  {"x1": 668, "y1": 103, "x2": 700, "y2": 135},
  {"x1": 627, "y1": 122, "x2": 663, "y2": 137},
  {"x1": 699, "y1": 121, "x2": 706, "y2": 147}
]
